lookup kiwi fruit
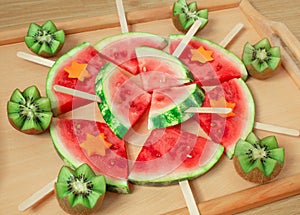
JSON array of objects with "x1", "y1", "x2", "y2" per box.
[
  {"x1": 172, "y1": 0, "x2": 208, "y2": 33},
  {"x1": 55, "y1": 163, "x2": 106, "y2": 215},
  {"x1": 233, "y1": 132, "x2": 284, "y2": 184},
  {"x1": 24, "y1": 20, "x2": 65, "y2": 57},
  {"x1": 7, "y1": 85, "x2": 53, "y2": 134},
  {"x1": 242, "y1": 38, "x2": 281, "y2": 79}
]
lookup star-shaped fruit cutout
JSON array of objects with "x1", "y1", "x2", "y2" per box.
[
  {"x1": 190, "y1": 46, "x2": 214, "y2": 63},
  {"x1": 64, "y1": 60, "x2": 91, "y2": 82},
  {"x1": 210, "y1": 96, "x2": 236, "y2": 118},
  {"x1": 80, "y1": 133, "x2": 112, "y2": 157}
]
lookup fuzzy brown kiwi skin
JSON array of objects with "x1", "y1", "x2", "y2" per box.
[
  {"x1": 246, "y1": 59, "x2": 282, "y2": 80},
  {"x1": 54, "y1": 187, "x2": 105, "y2": 215},
  {"x1": 35, "y1": 44, "x2": 64, "y2": 58},
  {"x1": 233, "y1": 156, "x2": 284, "y2": 184},
  {"x1": 7, "y1": 117, "x2": 51, "y2": 135}
]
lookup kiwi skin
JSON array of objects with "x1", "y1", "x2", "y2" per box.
[
  {"x1": 233, "y1": 156, "x2": 284, "y2": 184},
  {"x1": 55, "y1": 190, "x2": 105, "y2": 215},
  {"x1": 246, "y1": 60, "x2": 281, "y2": 80}
]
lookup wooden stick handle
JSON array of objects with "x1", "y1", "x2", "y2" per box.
[
  {"x1": 53, "y1": 85, "x2": 101, "y2": 103},
  {"x1": 17, "y1": 51, "x2": 54, "y2": 67},
  {"x1": 18, "y1": 179, "x2": 56, "y2": 211},
  {"x1": 116, "y1": 0, "x2": 129, "y2": 33},
  {"x1": 163, "y1": 173, "x2": 300, "y2": 215},
  {"x1": 254, "y1": 122, "x2": 300, "y2": 137},
  {"x1": 179, "y1": 180, "x2": 200, "y2": 215}
]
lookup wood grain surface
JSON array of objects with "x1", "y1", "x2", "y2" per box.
[{"x1": 0, "y1": 0, "x2": 300, "y2": 215}]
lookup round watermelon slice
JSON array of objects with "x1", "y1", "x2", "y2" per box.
[
  {"x1": 95, "y1": 62, "x2": 151, "y2": 139},
  {"x1": 169, "y1": 34, "x2": 248, "y2": 86},
  {"x1": 128, "y1": 126, "x2": 224, "y2": 185},
  {"x1": 50, "y1": 118, "x2": 130, "y2": 194},
  {"x1": 135, "y1": 46, "x2": 193, "y2": 92},
  {"x1": 94, "y1": 32, "x2": 168, "y2": 75},
  {"x1": 46, "y1": 42, "x2": 105, "y2": 116},
  {"x1": 148, "y1": 84, "x2": 205, "y2": 130},
  {"x1": 196, "y1": 78, "x2": 255, "y2": 158}
]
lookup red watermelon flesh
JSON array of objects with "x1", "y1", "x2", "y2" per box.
[
  {"x1": 128, "y1": 126, "x2": 223, "y2": 184},
  {"x1": 46, "y1": 43, "x2": 105, "y2": 116},
  {"x1": 169, "y1": 35, "x2": 247, "y2": 86},
  {"x1": 53, "y1": 118, "x2": 128, "y2": 179},
  {"x1": 196, "y1": 78, "x2": 255, "y2": 158},
  {"x1": 94, "y1": 33, "x2": 168, "y2": 75}
]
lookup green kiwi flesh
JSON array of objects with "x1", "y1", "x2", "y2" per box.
[
  {"x1": 55, "y1": 163, "x2": 106, "y2": 215},
  {"x1": 24, "y1": 20, "x2": 65, "y2": 57},
  {"x1": 242, "y1": 38, "x2": 281, "y2": 79},
  {"x1": 233, "y1": 132, "x2": 284, "y2": 184},
  {"x1": 7, "y1": 85, "x2": 53, "y2": 134},
  {"x1": 172, "y1": 0, "x2": 208, "y2": 33}
]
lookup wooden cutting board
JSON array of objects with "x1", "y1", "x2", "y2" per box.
[{"x1": 1, "y1": 0, "x2": 300, "y2": 214}]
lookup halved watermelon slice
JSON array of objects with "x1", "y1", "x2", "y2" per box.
[
  {"x1": 94, "y1": 32, "x2": 168, "y2": 75},
  {"x1": 50, "y1": 118, "x2": 130, "y2": 194},
  {"x1": 148, "y1": 84, "x2": 205, "y2": 130},
  {"x1": 46, "y1": 42, "x2": 105, "y2": 116},
  {"x1": 169, "y1": 35, "x2": 248, "y2": 86},
  {"x1": 95, "y1": 62, "x2": 151, "y2": 139},
  {"x1": 128, "y1": 126, "x2": 224, "y2": 185},
  {"x1": 135, "y1": 47, "x2": 193, "y2": 91},
  {"x1": 196, "y1": 78, "x2": 255, "y2": 158}
]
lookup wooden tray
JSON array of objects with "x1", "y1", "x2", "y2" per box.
[{"x1": 1, "y1": 0, "x2": 300, "y2": 214}]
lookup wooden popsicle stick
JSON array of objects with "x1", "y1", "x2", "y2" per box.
[
  {"x1": 179, "y1": 180, "x2": 200, "y2": 215},
  {"x1": 185, "y1": 107, "x2": 232, "y2": 114},
  {"x1": 18, "y1": 178, "x2": 56, "y2": 211},
  {"x1": 254, "y1": 122, "x2": 300, "y2": 137},
  {"x1": 116, "y1": 0, "x2": 129, "y2": 33},
  {"x1": 219, "y1": 23, "x2": 244, "y2": 47},
  {"x1": 17, "y1": 51, "x2": 54, "y2": 67},
  {"x1": 53, "y1": 85, "x2": 101, "y2": 103},
  {"x1": 172, "y1": 20, "x2": 202, "y2": 58}
]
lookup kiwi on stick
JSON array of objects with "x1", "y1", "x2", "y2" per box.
[
  {"x1": 55, "y1": 163, "x2": 106, "y2": 215},
  {"x1": 7, "y1": 85, "x2": 53, "y2": 135},
  {"x1": 172, "y1": 0, "x2": 208, "y2": 33},
  {"x1": 242, "y1": 37, "x2": 281, "y2": 79},
  {"x1": 233, "y1": 132, "x2": 284, "y2": 184},
  {"x1": 24, "y1": 20, "x2": 65, "y2": 58}
]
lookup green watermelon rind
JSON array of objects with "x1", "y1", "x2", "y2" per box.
[
  {"x1": 94, "y1": 63, "x2": 130, "y2": 139},
  {"x1": 128, "y1": 143, "x2": 224, "y2": 186},
  {"x1": 45, "y1": 42, "x2": 90, "y2": 116},
  {"x1": 135, "y1": 46, "x2": 194, "y2": 82},
  {"x1": 49, "y1": 119, "x2": 130, "y2": 194},
  {"x1": 225, "y1": 78, "x2": 255, "y2": 158},
  {"x1": 94, "y1": 32, "x2": 168, "y2": 51},
  {"x1": 168, "y1": 34, "x2": 248, "y2": 81},
  {"x1": 148, "y1": 84, "x2": 205, "y2": 130}
]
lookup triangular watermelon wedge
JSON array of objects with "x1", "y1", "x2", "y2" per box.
[
  {"x1": 128, "y1": 126, "x2": 224, "y2": 185},
  {"x1": 169, "y1": 35, "x2": 248, "y2": 86},
  {"x1": 94, "y1": 32, "x2": 168, "y2": 75},
  {"x1": 95, "y1": 62, "x2": 151, "y2": 139},
  {"x1": 46, "y1": 42, "x2": 105, "y2": 116},
  {"x1": 196, "y1": 78, "x2": 255, "y2": 158},
  {"x1": 50, "y1": 118, "x2": 130, "y2": 194},
  {"x1": 135, "y1": 46, "x2": 193, "y2": 92}
]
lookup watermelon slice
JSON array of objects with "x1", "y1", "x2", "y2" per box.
[
  {"x1": 135, "y1": 47, "x2": 193, "y2": 91},
  {"x1": 196, "y1": 78, "x2": 255, "y2": 158},
  {"x1": 95, "y1": 62, "x2": 151, "y2": 139},
  {"x1": 46, "y1": 42, "x2": 105, "y2": 116},
  {"x1": 148, "y1": 84, "x2": 205, "y2": 130},
  {"x1": 50, "y1": 118, "x2": 130, "y2": 194},
  {"x1": 94, "y1": 32, "x2": 168, "y2": 75},
  {"x1": 169, "y1": 35, "x2": 248, "y2": 86},
  {"x1": 129, "y1": 126, "x2": 224, "y2": 185}
]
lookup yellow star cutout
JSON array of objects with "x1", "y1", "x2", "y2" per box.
[
  {"x1": 64, "y1": 60, "x2": 91, "y2": 82},
  {"x1": 190, "y1": 46, "x2": 214, "y2": 63},
  {"x1": 210, "y1": 97, "x2": 236, "y2": 118},
  {"x1": 80, "y1": 133, "x2": 112, "y2": 157}
]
